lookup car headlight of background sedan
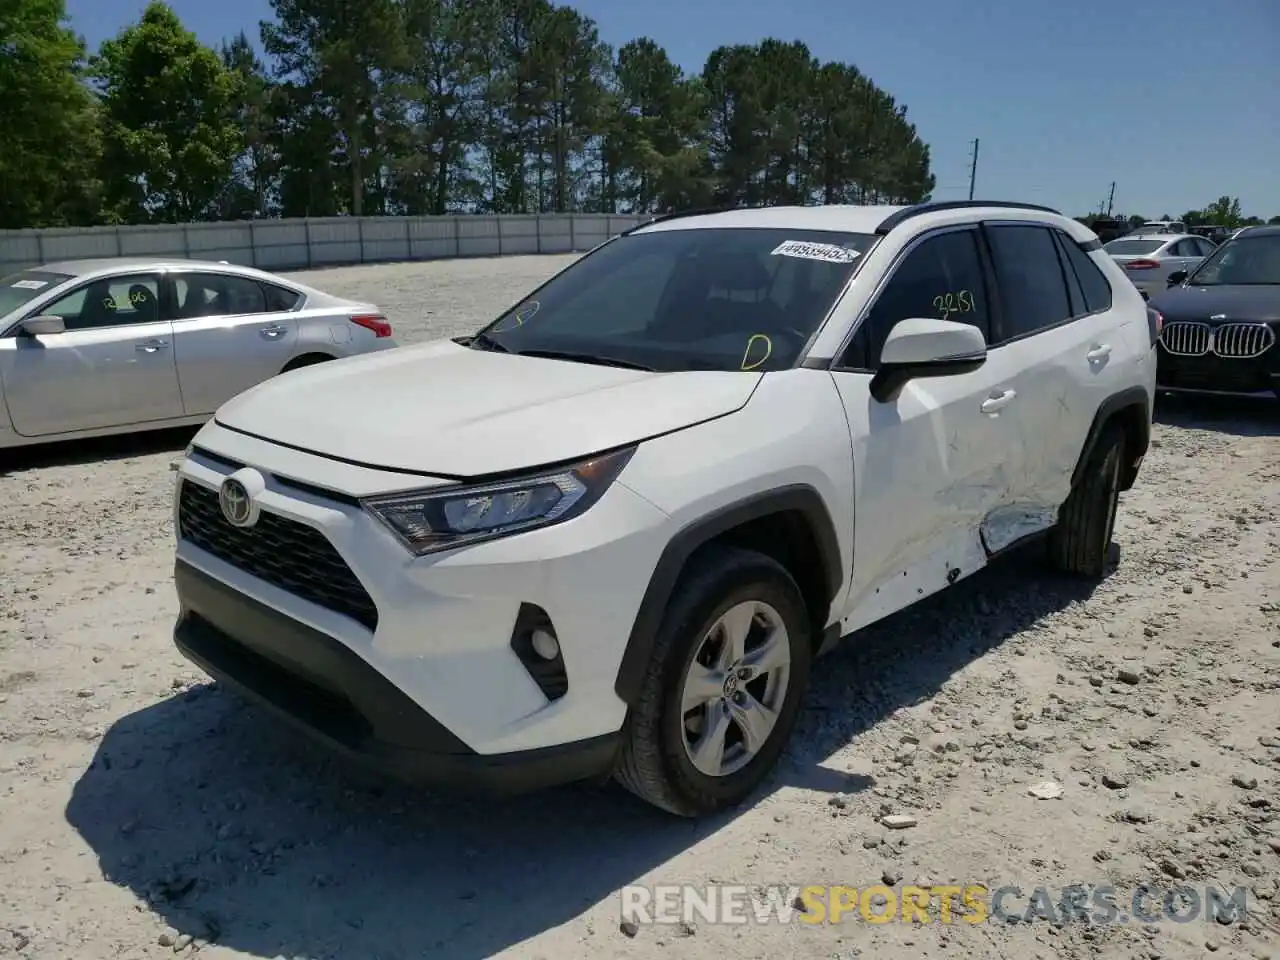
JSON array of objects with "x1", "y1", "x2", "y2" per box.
[{"x1": 361, "y1": 446, "x2": 636, "y2": 555}]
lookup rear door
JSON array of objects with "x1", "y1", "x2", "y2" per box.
[
  {"x1": 167, "y1": 270, "x2": 301, "y2": 416},
  {"x1": 0, "y1": 271, "x2": 183, "y2": 436},
  {"x1": 978, "y1": 223, "x2": 1123, "y2": 541}
]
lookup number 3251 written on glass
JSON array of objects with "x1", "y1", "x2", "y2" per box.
[{"x1": 934, "y1": 290, "x2": 977, "y2": 318}]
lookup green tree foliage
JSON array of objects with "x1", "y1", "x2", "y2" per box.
[
  {"x1": 91, "y1": 2, "x2": 244, "y2": 222},
  {"x1": 0, "y1": 0, "x2": 101, "y2": 228}
]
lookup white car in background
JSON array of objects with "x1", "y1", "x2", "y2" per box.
[
  {"x1": 1103, "y1": 234, "x2": 1217, "y2": 299},
  {"x1": 0, "y1": 258, "x2": 397, "y2": 450}
]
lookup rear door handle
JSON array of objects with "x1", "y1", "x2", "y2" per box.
[
  {"x1": 981, "y1": 389, "x2": 1016, "y2": 415},
  {"x1": 1086, "y1": 344, "x2": 1112, "y2": 362},
  {"x1": 136, "y1": 339, "x2": 169, "y2": 353},
  {"x1": 259, "y1": 325, "x2": 288, "y2": 339}
]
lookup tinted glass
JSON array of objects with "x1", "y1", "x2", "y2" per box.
[
  {"x1": 475, "y1": 228, "x2": 879, "y2": 373},
  {"x1": 986, "y1": 225, "x2": 1073, "y2": 339},
  {"x1": 43, "y1": 274, "x2": 162, "y2": 329},
  {"x1": 263, "y1": 283, "x2": 301, "y2": 311},
  {"x1": 1104, "y1": 239, "x2": 1164, "y2": 256},
  {"x1": 1056, "y1": 232, "x2": 1114, "y2": 314},
  {"x1": 0, "y1": 270, "x2": 73, "y2": 319},
  {"x1": 846, "y1": 229, "x2": 990, "y2": 367},
  {"x1": 1187, "y1": 234, "x2": 1280, "y2": 286},
  {"x1": 174, "y1": 273, "x2": 268, "y2": 318}
]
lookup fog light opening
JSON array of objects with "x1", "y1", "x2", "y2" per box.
[{"x1": 531, "y1": 629, "x2": 560, "y2": 661}]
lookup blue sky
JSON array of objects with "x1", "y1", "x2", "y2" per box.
[{"x1": 68, "y1": 0, "x2": 1280, "y2": 220}]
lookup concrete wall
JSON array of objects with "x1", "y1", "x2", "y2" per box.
[{"x1": 0, "y1": 213, "x2": 651, "y2": 275}]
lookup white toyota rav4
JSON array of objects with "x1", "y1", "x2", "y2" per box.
[{"x1": 171, "y1": 201, "x2": 1158, "y2": 817}]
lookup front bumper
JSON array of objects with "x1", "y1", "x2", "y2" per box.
[
  {"x1": 1156, "y1": 329, "x2": 1280, "y2": 397},
  {"x1": 174, "y1": 560, "x2": 619, "y2": 791},
  {"x1": 171, "y1": 422, "x2": 673, "y2": 768}
]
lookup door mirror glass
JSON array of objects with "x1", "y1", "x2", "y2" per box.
[{"x1": 1167, "y1": 270, "x2": 1188, "y2": 287}]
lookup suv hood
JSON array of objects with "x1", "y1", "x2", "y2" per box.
[
  {"x1": 1150, "y1": 284, "x2": 1280, "y2": 322},
  {"x1": 214, "y1": 339, "x2": 760, "y2": 478}
]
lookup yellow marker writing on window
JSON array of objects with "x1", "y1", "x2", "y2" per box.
[
  {"x1": 932, "y1": 290, "x2": 977, "y2": 319},
  {"x1": 740, "y1": 333, "x2": 773, "y2": 371}
]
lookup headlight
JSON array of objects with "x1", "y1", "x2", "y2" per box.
[{"x1": 362, "y1": 446, "x2": 636, "y2": 556}]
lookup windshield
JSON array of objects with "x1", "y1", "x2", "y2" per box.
[
  {"x1": 1187, "y1": 234, "x2": 1280, "y2": 286},
  {"x1": 1104, "y1": 239, "x2": 1164, "y2": 256},
  {"x1": 471, "y1": 227, "x2": 879, "y2": 373},
  {"x1": 0, "y1": 270, "x2": 73, "y2": 319}
]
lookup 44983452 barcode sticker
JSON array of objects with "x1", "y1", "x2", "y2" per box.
[{"x1": 770, "y1": 240, "x2": 862, "y2": 264}]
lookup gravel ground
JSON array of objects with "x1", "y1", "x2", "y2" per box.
[{"x1": 1, "y1": 255, "x2": 1278, "y2": 960}]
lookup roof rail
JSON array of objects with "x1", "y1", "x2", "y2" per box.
[{"x1": 874, "y1": 200, "x2": 1063, "y2": 235}]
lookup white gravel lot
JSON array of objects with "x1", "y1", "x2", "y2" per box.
[{"x1": 1, "y1": 255, "x2": 1278, "y2": 960}]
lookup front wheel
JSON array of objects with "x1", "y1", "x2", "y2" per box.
[
  {"x1": 613, "y1": 545, "x2": 812, "y2": 817},
  {"x1": 1047, "y1": 422, "x2": 1125, "y2": 578}
]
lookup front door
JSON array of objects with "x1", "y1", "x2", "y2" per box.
[
  {"x1": 167, "y1": 271, "x2": 300, "y2": 416},
  {"x1": 829, "y1": 226, "x2": 1023, "y2": 630},
  {"x1": 0, "y1": 272, "x2": 184, "y2": 436}
]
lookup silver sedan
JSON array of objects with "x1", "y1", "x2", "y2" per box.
[
  {"x1": 0, "y1": 258, "x2": 398, "y2": 449},
  {"x1": 1103, "y1": 233, "x2": 1217, "y2": 299}
]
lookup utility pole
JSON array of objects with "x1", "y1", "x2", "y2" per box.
[
  {"x1": 967, "y1": 139, "x2": 980, "y2": 200},
  {"x1": 1105, "y1": 182, "x2": 1116, "y2": 217}
]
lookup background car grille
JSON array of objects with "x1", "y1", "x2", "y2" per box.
[
  {"x1": 177, "y1": 481, "x2": 379, "y2": 631},
  {"x1": 1160, "y1": 321, "x2": 1211, "y2": 356},
  {"x1": 1213, "y1": 322, "x2": 1274, "y2": 359},
  {"x1": 1160, "y1": 321, "x2": 1275, "y2": 359}
]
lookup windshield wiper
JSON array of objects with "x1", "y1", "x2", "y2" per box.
[
  {"x1": 465, "y1": 331, "x2": 510, "y2": 353},
  {"x1": 515, "y1": 348, "x2": 654, "y2": 371}
]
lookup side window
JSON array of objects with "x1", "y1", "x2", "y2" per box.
[
  {"x1": 173, "y1": 273, "x2": 268, "y2": 319},
  {"x1": 985, "y1": 225, "x2": 1072, "y2": 340},
  {"x1": 847, "y1": 229, "x2": 990, "y2": 366},
  {"x1": 1055, "y1": 231, "x2": 1113, "y2": 314},
  {"x1": 262, "y1": 283, "x2": 302, "y2": 312},
  {"x1": 1170, "y1": 239, "x2": 1193, "y2": 257},
  {"x1": 41, "y1": 274, "x2": 162, "y2": 330},
  {"x1": 1195, "y1": 239, "x2": 1215, "y2": 257}
]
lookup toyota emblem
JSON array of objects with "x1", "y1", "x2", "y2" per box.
[{"x1": 219, "y1": 477, "x2": 254, "y2": 527}]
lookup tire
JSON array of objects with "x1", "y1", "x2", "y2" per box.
[
  {"x1": 613, "y1": 545, "x2": 813, "y2": 817},
  {"x1": 1048, "y1": 421, "x2": 1125, "y2": 578},
  {"x1": 282, "y1": 353, "x2": 333, "y2": 373}
]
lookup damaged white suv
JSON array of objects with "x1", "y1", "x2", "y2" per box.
[{"x1": 171, "y1": 201, "x2": 1157, "y2": 817}]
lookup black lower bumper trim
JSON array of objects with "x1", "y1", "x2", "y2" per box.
[{"x1": 172, "y1": 560, "x2": 619, "y2": 793}]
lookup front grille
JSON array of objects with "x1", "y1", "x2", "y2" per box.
[
  {"x1": 1213, "y1": 322, "x2": 1275, "y2": 359},
  {"x1": 1160, "y1": 320, "x2": 1275, "y2": 359},
  {"x1": 1160, "y1": 321, "x2": 1211, "y2": 356},
  {"x1": 177, "y1": 481, "x2": 379, "y2": 631}
]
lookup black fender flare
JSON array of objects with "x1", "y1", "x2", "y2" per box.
[
  {"x1": 1071, "y1": 385, "x2": 1152, "y2": 492},
  {"x1": 613, "y1": 484, "x2": 844, "y2": 707}
]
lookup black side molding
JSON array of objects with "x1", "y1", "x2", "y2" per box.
[
  {"x1": 613, "y1": 485, "x2": 843, "y2": 706},
  {"x1": 1071, "y1": 386, "x2": 1152, "y2": 492}
]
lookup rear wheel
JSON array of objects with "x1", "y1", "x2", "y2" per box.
[
  {"x1": 1048, "y1": 422, "x2": 1125, "y2": 578},
  {"x1": 613, "y1": 545, "x2": 812, "y2": 817},
  {"x1": 282, "y1": 353, "x2": 333, "y2": 373}
]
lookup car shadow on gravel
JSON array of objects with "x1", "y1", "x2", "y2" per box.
[
  {"x1": 65, "y1": 542, "x2": 1098, "y2": 959},
  {"x1": 0, "y1": 426, "x2": 198, "y2": 475},
  {"x1": 1154, "y1": 390, "x2": 1278, "y2": 437}
]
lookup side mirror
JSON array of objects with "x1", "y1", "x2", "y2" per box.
[
  {"x1": 1166, "y1": 271, "x2": 1188, "y2": 287},
  {"x1": 20, "y1": 315, "x2": 66, "y2": 336},
  {"x1": 871, "y1": 317, "x2": 988, "y2": 403}
]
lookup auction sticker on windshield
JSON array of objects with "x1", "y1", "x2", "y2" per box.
[{"x1": 770, "y1": 240, "x2": 862, "y2": 264}]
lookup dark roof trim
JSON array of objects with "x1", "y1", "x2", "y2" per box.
[{"x1": 875, "y1": 200, "x2": 1063, "y2": 235}]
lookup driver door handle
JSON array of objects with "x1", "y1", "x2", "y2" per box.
[
  {"x1": 136, "y1": 339, "x2": 169, "y2": 353},
  {"x1": 981, "y1": 389, "x2": 1016, "y2": 415},
  {"x1": 259, "y1": 325, "x2": 288, "y2": 339},
  {"x1": 1086, "y1": 344, "x2": 1112, "y2": 362}
]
